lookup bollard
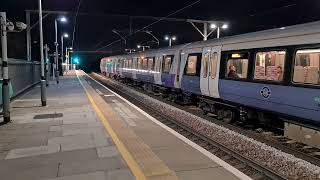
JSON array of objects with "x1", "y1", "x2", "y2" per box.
[{"x1": 41, "y1": 79, "x2": 46, "y2": 106}]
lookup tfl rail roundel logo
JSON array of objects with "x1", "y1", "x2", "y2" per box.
[{"x1": 260, "y1": 86, "x2": 271, "y2": 99}]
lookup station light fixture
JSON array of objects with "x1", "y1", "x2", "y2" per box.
[
  {"x1": 59, "y1": 17, "x2": 67, "y2": 23},
  {"x1": 63, "y1": 33, "x2": 69, "y2": 38},
  {"x1": 210, "y1": 23, "x2": 229, "y2": 38},
  {"x1": 137, "y1": 45, "x2": 150, "y2": 51},
  {"x1": 164, "y1": 35, "x2": 176, "y2": 46},
  {"x1": 210, "y1": 24, "x2": 217, "y2": 29},
  {"x1": 221, "y1": 24, "x2": 228, "y2": 29}
]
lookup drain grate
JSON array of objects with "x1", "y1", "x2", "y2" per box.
[{"x1": 33, "y1": 113, "x2": 63, "y2": 119}]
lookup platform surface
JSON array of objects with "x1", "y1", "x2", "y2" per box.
[{"x1": 0, "y1": 70, "x2": 249, "y2": 180}]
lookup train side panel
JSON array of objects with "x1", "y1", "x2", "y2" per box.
[{"x1": 219, "y1": 80, "x2": 320, "y2": 123}]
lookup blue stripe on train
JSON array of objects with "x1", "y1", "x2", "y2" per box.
[
  {"x1": 219, "y1": 79, "x2": 320, "y2": 123},
  {"x1": 181, "y1": 75, "x2": 201, "y2": 95},
  {"x1": 161, "y1": 73, "x2": 175, "y2": 88},
  {"x1": 136, "y1": 73, "x2": 154, "y2": 83}
]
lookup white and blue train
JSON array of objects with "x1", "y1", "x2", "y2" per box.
[{"x1": 101, "y1": 21, "x2": 320, "y2": 147}]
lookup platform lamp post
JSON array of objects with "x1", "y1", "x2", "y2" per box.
[
  {"x1": 210, "y1": 23, "x2": 228, "y2": 38},
  {"x1": 0, "y1": 12, "x2": 10, "y2": 122},
  {"x1": 38, "y1": 0, "x2": 47, "y2": 106},
  {"x1": 54, "y1": 16, "x2": 67, "y2": 84},
  {"x1": 1, "y1": 12, "x2": 28, "y2": 121},
  {"x1": 66, "y1": 47, "x2": 72, "y2": 71},
  {"x1": 164, "y1": 35, "x2": 176, "y2": 47},
  {"x1": 60, "y1": 33, "x2": 68, "y2": 73}
]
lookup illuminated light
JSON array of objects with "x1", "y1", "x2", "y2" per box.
[
  {"x1": 279, "y1": 27, "x2": 286, "y2": 30},
  {"x1": 207, "y1": 49, "x2": 211, "y2": 52},
  {"x1": 137, "y1": 45, "x2": 141, "y2": 48},
  {"x1": 297, "y1": 49, "x2": 320, "y2": 54},
  {"x1": 172, "y1": 36, "x2": 177, "y2": 41},
  {"x1": 59, "y1": 17, "x2": 67, "y2": 22},
  {"x1": 231, "y1": 53, "x2": 241, "y2": 58},
  {"x1": 72, "y1": 56, "x2": 80, "y2": 64},
  {"x1": 222, "y1": 24, "x2": 228, "y2": 29},
  {"x1": 141, "y1": 56, "x2": 145, "y2": 59},
  {"x1": 210, "y1": 24, "x2": 217, "y2": 29},
  {"x1": 165, "y1": 36, "x2": 169, "y2": 40},
  {"x1": 63, "y1": 33, "x2": 69, "y2": 38}
]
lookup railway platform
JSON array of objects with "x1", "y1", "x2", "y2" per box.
[{"x1": 0, "y1": 70, "x2": 251, "y2": 180}]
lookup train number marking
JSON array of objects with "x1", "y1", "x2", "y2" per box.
[{"x1": 260, "y1": 87, "x2": 271, "y2": 99}]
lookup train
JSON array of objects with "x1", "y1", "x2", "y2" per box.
[{"x1": 100, "y1": 21, "x2": 320, "y2": 147}]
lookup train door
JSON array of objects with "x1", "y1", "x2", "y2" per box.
[
  {"x1": 200, "y1": 47, "x2": 211, "y2": 96},
  {"x1": 200, "y1": 46, "x2": 221, "y2": 98},
  {"x1": 154, "y1": 55, "x2": 162, "y2": 85},
  {"x1": 132, "y1": 57, "x2": 137, "y2": 80}
]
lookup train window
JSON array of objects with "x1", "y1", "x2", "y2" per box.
[
  {"x1": 202, "y1": 52, "x2": 209, "y2": 78},
  {"x1": 226, "y1": 52, "x2": 249, "y2": 79},
  {"x1": 142, "y1": 58, "x2": 148, "y2": 70},
  {"x1": 148, "y1": 57, "x2": 154, "y2": 71},
  {"x1": 162, "y1": 55, "x2": 174, "y2": 73},
  {"x1": 293, "y1": 49, "x2": 320, "y2": 85},
  {"x1": 211, "y1": 52, "x2": 218, "y2": 79},
  {"x1": 254, "y1": 51, "x2": 286, "y2": 81},
  {"x1": 185, "y1": 53, "x2": 202, "y2": 76}
]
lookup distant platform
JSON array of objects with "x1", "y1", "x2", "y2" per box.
[{"x1": 0, "y1": 70, "x2": 251, "y2": 180}]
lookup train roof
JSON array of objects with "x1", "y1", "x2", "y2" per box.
[
  {"x1": 186, "y1": 20, "x2": 320, "y2": 50},
  {"x1": 103, "y1": 20, "x2": 320, "y2": 60}
]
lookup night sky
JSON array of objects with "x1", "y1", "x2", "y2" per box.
[{"x1": 1, "y1": 0, "x2": 320, "y2": 72}]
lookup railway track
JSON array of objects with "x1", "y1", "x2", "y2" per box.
[
  {"x1": 87, "y1": 73, "x2": 302, "y2": 180},
  {"x1": 94, "y1": 73, "x2": 320, "y2": 168}
]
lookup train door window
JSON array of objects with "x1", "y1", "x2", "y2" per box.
[
  {"x1": 138, "y1": 58, "x2": 143, "y2": 70},
  {"x1": 123, "y1": 60, "x2": 127, "y2": 68},
  {"x1": 226, "y1": 52, "x2": 249, "y2": 79},
  {"x1": 293, "y1": 49, "x2": 320, "y2": 85},
  {"x1": 211, "y1": 52, "x2": 218, "y2": 79},
  {"x1": 155, "y1": 57, "x2": 161, "y2": 72},
  {"x1": 185, "y1": 53, "x2": 202, "y2": 76},
  {"x1": 162, "y1": 55, "x2": 174, "y2": 73},
  {"x1": 202, "y1": 52, "x2": 209, "y2": 78},
  {"x1": 148, "y1": 57, "x2": 154, "y2": 71},
  {"x1": 128, "y1": 59, "x2": 132, "y2": 69},
  {"x1": 120, "y1": 60, "x2": 124, "y2": 69},
  {"x1": 254, "y1": 51, "x2": 286, "y2": 81}
]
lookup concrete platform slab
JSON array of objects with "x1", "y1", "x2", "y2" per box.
[
  {"x1": 0, "y1": 74, "x2": 131, "y2": 180},
  {"x1": 97, "y1": 146, "x2": 119, "y2": 158},
  {"x1": 58, "y1": 156, "x2": 127, "y2": 177},
  {"x1": 44, "y1": 171, "x2": 106, "y2": 180}
]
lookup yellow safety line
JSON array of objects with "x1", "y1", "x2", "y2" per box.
[{"x1": 76, "y1": 72, "x2": 147, "y2": 180}]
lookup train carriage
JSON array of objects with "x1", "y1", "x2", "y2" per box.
[{"x1": 101, "y1": 21, "x2": 320, "y2": 147}]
